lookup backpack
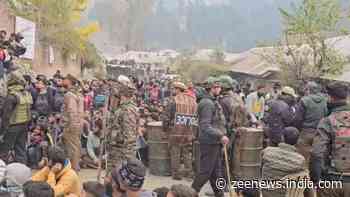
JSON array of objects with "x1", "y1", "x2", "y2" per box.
[
  {"x1": 330, "y1": 111, "x2": 350, "y2": 173},
  {"x1": 94, "y1": 94, "x2": 106, "y2": 108}
]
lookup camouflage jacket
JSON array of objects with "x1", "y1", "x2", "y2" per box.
[
  {"x1": 219, "y1": 91, "x2": 248, "y2": 134},
  {"x1": 107, "y1": 100, "x2": 139, "y2": 149},
  {"x1": 311, "y1": 103, "x2": 350, "y2": 181},
  {"x1": 162, "y1": 93, "x2": 197, "y2": 144}
]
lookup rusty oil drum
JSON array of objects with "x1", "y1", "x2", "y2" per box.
[
  {"x1": 233, "y1": 127, "x2": 264, "y2": 180},
  {"x1": 147, "y1": 121, "x2": 171, "y2": 176}
]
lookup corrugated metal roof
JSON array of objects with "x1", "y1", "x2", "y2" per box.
[{"x1": 230, "y1": 36, "x2": 350, "y2": 81}]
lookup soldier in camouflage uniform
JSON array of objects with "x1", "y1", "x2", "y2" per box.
[
  {"x1": 218, "y1": 75, "x2": 246, "y2": 137},
  {"x1": 106, "y1": 85, "x2": 139, "y2": 173},
  {"x1": 162, "y1": 81, "x2": 197, "y2": 180},
  {"x1": 311, "y1": 82, "x2": 350, "y2": 197},
  {"x1": 218, "y1": 75, "x2": 248, "y2": 178}
]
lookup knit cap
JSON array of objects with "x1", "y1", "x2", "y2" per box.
[{"x1": 112, "y1": 159, "x2": 146, "y2": 191}]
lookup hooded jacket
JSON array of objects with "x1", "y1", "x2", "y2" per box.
[
  {"x1": 32, "y1": 161, "x2": 81, "y2": 197},
  {"x1": 298, "y1": 94, "x2": 328, "y2": 129}
]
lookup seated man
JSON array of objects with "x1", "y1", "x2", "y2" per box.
[
  {"x1": 167, "y1": 184, "x2": 197, "y2": 197},
  {"x1": 0, "y1": 161, "x2": 32, "y2": 197},
  {"x1": 27, "y1": 125, "x2": 52, "y2": 169},
  {"x1": 261, "y1": 127, "x2": 306, "y2": 197},
  {"x1": 82, "y1": 181, "x2": 105, "y2": 197},
  {"x1": 81, "y1": 121, "x2": 102, "y2": 169},
  {"x1": 23, "y1": 181, "x2": 54, "y2": 197},
  {"x1": 32, "y1": 146, "x2": 81, "y2": 197},
  {"x1": 105, "y1": 159, "x2": 155, "y2": 197}
]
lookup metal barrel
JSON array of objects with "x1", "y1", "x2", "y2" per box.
[
  {"x1": 233, "y1": 127, "x2": 264, "y2": 180},
  {"x1": 147, "y1": 121, "x2": 171, "y2": 176}
]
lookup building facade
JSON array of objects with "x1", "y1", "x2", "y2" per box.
[{"x1": 0, "y1": 0, "x2": 15, "y2": 34}]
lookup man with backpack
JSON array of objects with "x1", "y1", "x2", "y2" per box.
[
  {"x1": 311, "y1": 82, "x2": 350, "y2": 197},
  {"x1": 0, "y1": 72, "x2": 32, "y2": 164}
]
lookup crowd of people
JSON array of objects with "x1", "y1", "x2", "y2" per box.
[
  {"x1": 159, "y1": 76, "x2": 350, "y2": 197},
  {"x1": 1, "y1": 29, "x2": 350, "y2": 197}
]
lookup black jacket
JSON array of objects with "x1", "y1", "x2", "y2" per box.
[
  {"x1": 263, "y1": 98, "x2": 294, "y2": 144},
  {"x1": 197, "y1": 93, "x2": 226, "y2": 144}
]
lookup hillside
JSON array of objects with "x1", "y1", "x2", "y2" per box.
[{"x1": 88, "y1": 0, "x2": 349, "y2": 53}]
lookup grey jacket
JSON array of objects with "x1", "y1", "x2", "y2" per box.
[{"x1": 197, "y1": 94, "x2": 226, "y2": 144}]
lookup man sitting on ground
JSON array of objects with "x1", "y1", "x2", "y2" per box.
[
  {"x1": 167, "y1": 184, "x2": 197, "y2": 197},
  {"x1": 106, "y1": 159, "x2": 155, "y2": 197},
  {"x1": 153, "y1": 187, "x2": 169, "y2": 197},
  {"x1": 82, "y1": 181, "x2": 105, "y2": 197},
  {"x1": 261, "y1": 127, "x2": 306, "y2": 197},
  {"x1": 23, "y1": 181, "x2": 54, "y2": 197},
  {"x1": 32, "y1": 146, "x2": 81, "y2": 197},
  {"x1": 0, "y1": 161, "x2": 32, "y2": 197}
]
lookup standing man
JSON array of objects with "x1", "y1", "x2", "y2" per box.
[
  {"x1": 245, "y1": 84, "x2": 266, "y2": 125},
  {"x1": 311, "y1": 82, "x2": 350, "y2": 197},
  {"x1": 263, "y1": 86, "x2": 297, "y2": 146},
  {"x1": 296, "y1": 81, "x2": 328, "y2": 166},
  {"x1": 218, "y1": 75, "x2": 248, "y2": 180},
  {"x1": 162, "y1": 82, "x2": 197, "y2": 180},
  {"x1": 0, "y1": 72, "x2": 32, "y2": 163},
  {"x1": 192, "y1": 77, "x2": 228, "y2": 197},
  {"x1": 32, "y1": 76, "x2": 54, "y2": 117},
  {"x1": 62, "y1": 74, "x2": 84, "y2": 171},
  {"x1": 106, "y1": 85, "x2": 139, "y2": 173},
  {"x1": 218, "y1": 75, "x2": 244, "y2": 138}
]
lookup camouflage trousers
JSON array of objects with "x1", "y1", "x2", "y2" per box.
[
  {"x1": 170, "y1": 143, "x2": 193, "y2": 179},
  {"x1": 106, "y1": 145, "x2": 136, "y2": 174},
  {"x1": 296, "y1": 128, "x2": 317, "y2": 168}
]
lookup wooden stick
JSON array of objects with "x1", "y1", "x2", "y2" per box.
[{"x1": 224, "y1": 144, "x2": 235, "y2": 197}]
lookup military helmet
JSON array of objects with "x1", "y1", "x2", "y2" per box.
[
  {"x1": 206, "y1": 76, "x2": 221, "y2": 88},
  {"x1": 218, "y1": 75, "x2": 234, "y2": 89}
]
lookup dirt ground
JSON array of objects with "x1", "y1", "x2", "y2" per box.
[{"x1": 78, "y1": 169, "x2": 237, "y2": 197}]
